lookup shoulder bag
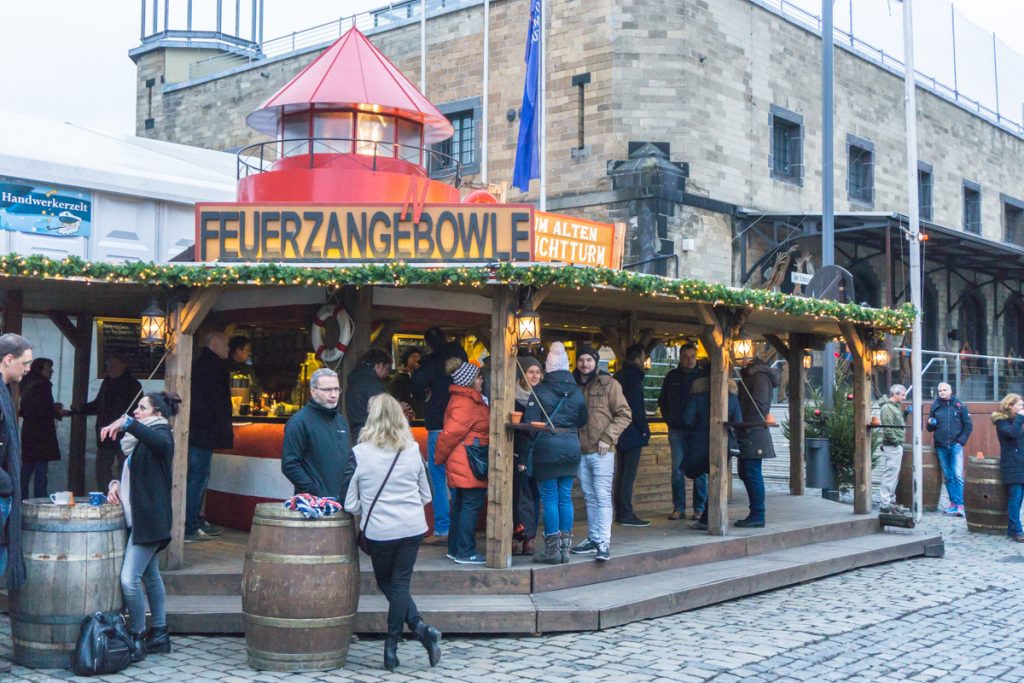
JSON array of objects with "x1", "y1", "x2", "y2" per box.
[
  {"x1": 465, "y1": 438, "x2": 489, "y2": 481},
  {"x1": 72, "y1": 611, "x2": 133, "y2": 676},
  {"x1": 357, "y1": 449, "x2": 402, "y2": 554}
]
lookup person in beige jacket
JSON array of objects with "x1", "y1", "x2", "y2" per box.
[{"x1": 569, "y1": 345, "x2": 632, "y2": 561}]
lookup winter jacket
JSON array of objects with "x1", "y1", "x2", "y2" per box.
[
  {"x1": 122, "y1": 420, "x2": 174, "y2": 549},
  {"x1": 345, "y1": 363, "x2": 386, "y2": 441},
  {"x1": 573, "y1": 370, "x2": 632, "y2": 454},
  {"x1": 521, "y1": 370, "x2": 588, "y2": 481},
  {"x1": 410, "y1": 341, "x2": 468, "y2": 430},
  {"x1": 994, "y1": 412, "x2": 1024, "y2": 485},
  {"x1": 927, "y1": 396, "x2": 973, "y2": 448},
  {"x1": 281, "y1": 400, "x2": 355, "y2": 501},
  {"x1": 680, "y1": 377, "x2": 743, "y2": 477},
  {"x1": 19, "y1": 373, "x2": 61, "y2": 463},
  {"x1": 434, "y1": 385, "x2": 490, "y2": 490},
  {"x1": 736, "y1": 359, "x2": 779, "y2": 460},
  {"x1": 658, "y1": 365, "x2": 707, "y2": 430},
  {"x1": 878, "y1": 396, "x2": 906, "y2": 446},
  {"x1": 345, "y1": 440, "x2": 431, "y2": 542},
  {"x1": 0, "y1": 381, "x2": 25, "y2": 590},
  {"x1": 614, "y1": 363, "x2": 650, "y2": 451},
  {"x1": 80, "y1": 371, "x2": 142, "y2": 443},
  {"x1": 188, "y1": 347, "x2": 234, "y2": 450}
]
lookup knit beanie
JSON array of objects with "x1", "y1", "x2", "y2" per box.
[
  {"x1": 545, "y1": 342, "x2": 569, "y2": 373},
  {"x1": 516, "y1": 355, "x2": 543, "y2": 380},
  {"x1": 577, "y1": 344, "x2": 601, "y2": 365},
  {"x1": 451, "y1": 361, "x2": 480, "y2": 387}
]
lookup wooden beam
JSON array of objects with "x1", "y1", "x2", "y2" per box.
[
  {"x1": 840, "y1": 323, "x2": 872, "y2": 514},
  {"x1": 696, "y1": 304, "x2": 730, "y2": 536},
  {"x1": 787, "y1": 335, "x2": 806, "y2": 497},
  {"x1": 178, "y1": 287, "x2": 225, "y2": 336},
  {"x1": 763, "y1": 333, "x2": 789, "y2": 359},
  {"x1": 486, "y1": 286, "x2": 516, "y2": 568},
  {"x1": 2, "y1": 289, "x2": 23, "y2": 334},
  {"x1": 67, "y1": 313, "x2": 92, "y2": 495},
  {"x1": 371, "y1": 319, "x2": 402, "y2": 352},
  {"x1": 531, "y1": 285, "x2": 555, "y2": 309},
  {"x1": 341, "y1": 287, "x2": 373, "y2": 399},
  {"x1": 46, "y1": 311, "x2": 89, "y2": 350}
]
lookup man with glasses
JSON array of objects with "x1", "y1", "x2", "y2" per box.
[{"x1": 281, "y1": 368, "x2": 355, "y2": 503}]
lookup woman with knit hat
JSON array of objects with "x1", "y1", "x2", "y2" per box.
[
  {"x1": 522, "y1": 342, "x2": 589, "y2": 564},
  {"x1": 513, "y1": 356, "x2": 543, "y2": 555},
  {"x1": 434, "y1": 359, "x2": 490, "y2": 564}
]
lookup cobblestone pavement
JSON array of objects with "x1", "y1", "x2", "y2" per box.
[{"x1": 3, "y1": 513, "x2": 1023, "y2": 682}]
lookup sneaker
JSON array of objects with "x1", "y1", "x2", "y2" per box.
[
  {"x1": 595, "y1": 543, "x2": 610, "y2": 561},
  {"x1": 185, "y1": 529, "x2": 218, "y2": 542},
  {"x1": 667, "y1": 510, "x2": 683, "y2": 520},
  {"x1": 691, "y1": 510, "x2": 705, "y2": 520},
  {"x1": 453, "y1": 554, "x2": 486, "y2": 565},
  {"x1": 689, "y1": 520, "x2": 709, "y2": 531},
  {"x1": 733, "y1": 517, "x2": 765, "y2": 528},
  {"x1": 200, "y1": 521, "x2": 224, "y2": 536},
  {"x1": 956, "y1": 505, "x2": 965, "y2": 517},
  {"x1": 445, "y1": 553, "x2": 456, "y2": 561},
  {"x1": 943, "y1": 505, "x2": 959, "y2": 515},
  {"x1": 571, "y1": 538, "x2": 599, "y2": 554},
  {"x1": 618, "y1": 514, "x2": 652, "y2": 528}
]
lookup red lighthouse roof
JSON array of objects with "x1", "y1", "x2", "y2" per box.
[{"x1": 246, "y1": 27, "x2": 454, "y2": 144}]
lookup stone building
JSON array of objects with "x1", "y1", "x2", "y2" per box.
[{"x1": 131, "y1": 0, "x2": 1024, "y2": 393}]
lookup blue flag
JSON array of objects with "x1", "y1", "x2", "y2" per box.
[{"x1": 513, "y1": 0, "x2": 541, "y2": 193}]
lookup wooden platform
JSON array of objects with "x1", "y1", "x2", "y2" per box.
[{"x1": 161, "y1": 491, "x2": 943, "y2": 635}]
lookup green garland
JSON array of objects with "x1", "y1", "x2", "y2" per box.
[{"x1": 0, "y1": 254, "x2": 915, "y2": 332}]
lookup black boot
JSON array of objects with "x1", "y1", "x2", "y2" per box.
[
  {"x1": 413, "y1": 621, "x2": 442, "y2": 667},
  {"x1": 383, "y1": 636, "x2": 400, "y2": 672},
  {"x1": 145, "y1": 626, "x2": 171, "y2": 654},
  {"x1": 130, "y1": 631, "x2": 147, "y2": 663}
]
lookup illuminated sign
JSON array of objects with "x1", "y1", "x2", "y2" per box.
[
  {"x1": 196, "y1": 203, "x2": 533, "y2": 262},
  {"x1": 0, "y1": 176, "x2": 91, "y2": 238},
  {"x1": 533, "y1": 211, "x2": 624, "y2": 269}
]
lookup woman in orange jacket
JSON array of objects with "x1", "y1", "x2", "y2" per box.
[{"x1": 434, "y1": 360, "x2": 490, "y2": 564}]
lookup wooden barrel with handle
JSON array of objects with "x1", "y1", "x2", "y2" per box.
[
  {"x1": 242, "y1": 503, "x2": 359, "y2": 672},
  {"x1": 964, "y1": 454, "x2": 1007, "y2": 535}
]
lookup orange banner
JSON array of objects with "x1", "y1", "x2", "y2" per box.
[{"x1": 532, "y1": 211, "x2": 624, "y2": 269}]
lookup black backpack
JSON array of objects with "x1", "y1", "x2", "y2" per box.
[{"x1": 72, "y1": 611, "x2": 133, "y2": 676}]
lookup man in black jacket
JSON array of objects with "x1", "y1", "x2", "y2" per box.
[
  {"x1": 185, "y1": 332, "x2": 233, "y2": 542},
  {"x1": 613, "y1": 344, "x2": 652, "y2": 527},
  {"x1": 346, "y1": 348, "x2": 391, "y2": 442},
  {"x1": 658, "y1": 343, "x2": 708, "y2": 520},
  {"x1": 282, "y1": 368, "x2": 355, "y2": 501},
  {"x1": 927, "y1": 382, "x2": 973, "y2": 516},
  {"x1": 410, "y1": 327, "x2": 467, "y2": 543},
  {"x1": 78, "y1": 353, "x2": 141, "y2": 489}
]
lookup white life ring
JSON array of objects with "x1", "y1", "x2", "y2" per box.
[{"x1": 311, "y1": 304, "x2": 353, "y2": 363}]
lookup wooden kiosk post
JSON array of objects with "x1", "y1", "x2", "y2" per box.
[
  {"x1": 46, "y1": 311, "x2": 93, "y2": 495},
  {"x1": 840, "y1": 323, "x2": 873, "y2": 514},
  {"x1": 696, "y1": 305, "x2": 731, "y2": 536},
  {"x1": 165, "y1": 288, "x2": 222, "y2": 570},
  {"x1": 486, "y1": 286, "x2": 517, "y2": 568},
  {"x1": 765, "y1": 333, "x2": 807, "y2": 497}
]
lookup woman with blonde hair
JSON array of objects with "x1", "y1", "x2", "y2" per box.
[
  {"x1": 992, "y1": 393, "x2": 1024, "y2": 542},
  {"x1": 345, "y1": 393, "x2": 441, "y2": 671}
]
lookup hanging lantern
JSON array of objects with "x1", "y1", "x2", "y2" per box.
[
  {"x1": 802, "y1": 351, "x2": 813, "y2": 369},
  {"x1": 140, "y1": 298, "x2": 167, "y2": 347},
  {"x1": 516, "y1": 303, "x2": 542, "y2": 348},
  {"x1": 731, "y1": 336, "x2": 754, "y2": 362},
  {"x1": 870, "y1": 347, "x2": 890, "y2": 367}
]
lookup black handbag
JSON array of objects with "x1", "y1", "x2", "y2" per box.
[
  {"x1": 72, "y1": 611, "x2": 133, "y2": 676},
  {"x1": 357, "y1": 449, "x2": 402, "y2": 554},
  {"x1": 465, "y1": 438, "x2": 489, "y2": 481}
]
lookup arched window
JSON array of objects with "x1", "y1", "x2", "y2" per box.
[{"x1": 958, "y1": 292, "x2": 987, "y2": 356}]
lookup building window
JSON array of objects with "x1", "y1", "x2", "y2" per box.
[
  {"x1": 430, "y1": 96, "x2": 482, "y2": 178},
  {"x1": 769, "y1": 105, "x2": 803, "y2": 185},
  {"x1": 918, "y1": 161, "x2": 933, "y2": 222},
  {"x1": 963, "y1": 180, "x2": 981, "y2": 234},
  {"x1": 847, "y1": 134, "x2": 874, "y2": 206},
  {"x1": 1003, "y1": 193, "x2": 1024, "y2": 247}
]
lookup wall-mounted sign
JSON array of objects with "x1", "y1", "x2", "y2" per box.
[
  {"x1": 533, "y1": 211, "x2": 624, "y2": 269},
  {"x1": 96, "y1": 318, "x2": 165, "y2": 380},
  {"x1": 196, "y1": 203, "x2": 533, "y2": 263},
  {"x1": 0, "y1": 176, "x2": 91, "y2": 237}
]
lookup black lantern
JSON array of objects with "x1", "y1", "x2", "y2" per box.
[
  {"x1": 516, "y1": 302, "x2": 542, "y2": 348},
  {"x1": 140, "y1": 298, "x2": 167, "y2": 347}
]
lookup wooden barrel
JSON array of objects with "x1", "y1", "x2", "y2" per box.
[
  {"x1": 896, "y1": 445, "x2": 940, "y2": 511},
  {"x1": 964, "y1": 455, "x2": 1008, "y2": 535},
  {"x1": 242, "y1": 503, "x2": 359, "y2": 672},
  {"x1": 10, "y1": 500, "x2": 126, "y2": 669}
]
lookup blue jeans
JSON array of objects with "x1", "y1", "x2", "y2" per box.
[
  {"x1": 668, "y1": 429, "x2": 708, "y2": 513},
  {"x1": 122, "y1": 533, "x2": 166, "y2": 633},
  {"x1": 579, "y1": 452, "x2": 615, "y2": 544},
  {"x1": 538, "y1": 476, "x2": 574, "y2": 535},
  {"x1": 427, "y1": 430, "x2": 453, "y2": 536},
  {"x1": 1007, "y1": 484, "x2": 1024, "y2": 537},
  {"x1": 448, "y1": 487, "x2": 486, "y2": 559},
  {"x1": 21, "y1": 461, "x2": 48, "y2": 499},
  {"x1": 935, "y1": 444, "x2": 964, "y2": 506},
  {"x1": 0, "y1": 495, "x2": 10, "y2": 576},
  {"x1": 185, "y1": 446, "x2": 213, "y2": 535},
  {"x1": 736, "y1": 458, "x2": 766, "y2": 523}
]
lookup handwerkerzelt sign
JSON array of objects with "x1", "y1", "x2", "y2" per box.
[{"x1": 196, "y1": 203, "x2": 534, "y2": 262}]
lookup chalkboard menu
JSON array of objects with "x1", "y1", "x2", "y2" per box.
[{"x1": 96, "y1": 318, "x2": 165, "y2": 380}]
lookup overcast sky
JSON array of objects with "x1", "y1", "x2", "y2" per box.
[{"x1": 0, "y1": 0, "x2": 1020, "y2": 137}]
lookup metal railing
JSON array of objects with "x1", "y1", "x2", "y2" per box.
[
  {"x1": 890, "y1": 348, "x2": 1024, "y2": 402},
  {"x1": 236, "y1": 137, "x2": 462, "y2": 184}
]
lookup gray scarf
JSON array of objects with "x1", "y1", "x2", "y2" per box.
[{"x1": 120, "y1": 415, "x2": 169, "y2": 457}]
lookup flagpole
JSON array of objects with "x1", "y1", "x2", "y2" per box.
[
  {"x1": 420, "y1": 0, "x2": 427, "y2": 94},
  {"x1": 538, "y1": 0, "x2": 546, "y2": 211},
  {"x1": 482, "y1": 0, "x2": 489, "y2": 185}
]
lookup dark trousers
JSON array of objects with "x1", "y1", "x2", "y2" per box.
[
  {"x1": 367, "y1": 534, "x2": 423, "y2": 638},
  {"x1": 21, "y1": 461, "x2": 48, "y2": 499},
  {"x1": 95, "y1": 444, "x2": 124, "y2": 491},
  {"x1": 736, "y1": 458, "x2": 766, "y2": 522},
  {"x1": 613, "y1": 447, "x2": 642, "y2": 519},
  {"x1": 512, "y1": 467, "x2": 538, "y2": 539},
  {"x1": 448, "y1": 487, "x2": 486, "y2": 559}
]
